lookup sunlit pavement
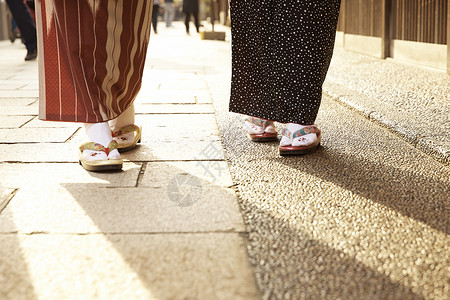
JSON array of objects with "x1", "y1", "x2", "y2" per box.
[{"x1": 0, "y1": 22, "x2": 259, "y2": 299}]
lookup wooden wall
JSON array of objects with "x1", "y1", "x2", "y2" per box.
[{"x1": 337, "y1": 0, "x2": 448, "y2": 44}]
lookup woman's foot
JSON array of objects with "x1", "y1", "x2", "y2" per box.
[
  {"x1": 79, "y1": 141, "x2": 122, "y2": 171},
  {"x1": 80, "y1": 122, "x2": 123, "y2": 171},
  {"x1": 279, "y1": 123, "x2": 321, "y2": 156},
  {"x1": 243, "y1": 116, "x2": 278, "y2": 142},
  {"x1": 112, "y1": 125, "x2": 142, "y2": 153},
  {"x1": 109, "y1": 105, "x2": 140, "y2": 152}
]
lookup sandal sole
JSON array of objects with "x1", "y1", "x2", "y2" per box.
[
  {"x1": 279, "y1": 132, "x2": 321, "y2": 156},
  {"x1": 247, "y1": 133, "x2": 278, "y2": 142},
  {"x1": 79, "y1": 159, "x2": 123, "y2": 172},
  {"x1": 279, "y1": 142, "x2": 321, "y2": 156},
  {"x1": 79, "y1": 149, "x2": 123, "y2": 171}
]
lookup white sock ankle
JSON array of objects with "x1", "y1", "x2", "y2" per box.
[
  {"x1": 109, "y1": 104, "x2": 135, "y2": 132},
  {"x1": 85, "y1": 122, "x2": 113, "y2": 147},
  {"x1": 84, "y1": 122, "x2": 120, "y2": 160},
  {"x1": 109, "y1": 105, "x2": 136, "y2": 147},
  {"x1": 280, "y1": 123, "x2": 317, "y2": 147}
]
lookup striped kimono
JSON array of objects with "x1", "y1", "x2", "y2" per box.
[{"x1": 36, "y1": 0, "x2": 153, "y2": 123}]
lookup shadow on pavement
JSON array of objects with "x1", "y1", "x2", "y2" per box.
[
  {"x1": 277, "y1": 134, "x2": 450, "y2": 236},
  {"x1": 213, "y1": 101, "x2": 448, "y2": 299},
  {"x1": 59, "y1": 153, "x2": 259, "y2": 299},
  {"x1": 0, "y1": 188, "x2": 38, "y2": 300},
  {"x1": 242, "y1": 201, "x2": 424, "y2": 299},
  {"x1": 68, "y1": 154, "x2": 426, "y2": 298},
  {"x1": 279, "y1": 146, "x2": 450, "y2": 235}
]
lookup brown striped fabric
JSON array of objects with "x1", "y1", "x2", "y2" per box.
[{"x1": 36, "y1": 0, "x2": 153, "y2": 123}]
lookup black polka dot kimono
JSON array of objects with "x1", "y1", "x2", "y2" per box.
[{"x1": 229, "y1": 0, "x2": 341, "y2": 125}]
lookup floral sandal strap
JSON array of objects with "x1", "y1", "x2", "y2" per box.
[
  {"x1": 244, "y1": 116, "x2": 273, "y2": 129},
  {"x1": 281, "y1": 126, "x2": 320, "y2": 140},
  {"x1": 112, "y1": 124, "x2": 140, "y2": 137},
  {"x1": 79, "y1": 141, "x2": 119, "y2": 156}
]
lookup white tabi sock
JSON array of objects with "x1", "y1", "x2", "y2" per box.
[
  {"x1": 280, "y1": 123, "x2": 317, "y2": 147},
  {"x1": 83, "y1": 122, "x2": 121, "y2": 160}
]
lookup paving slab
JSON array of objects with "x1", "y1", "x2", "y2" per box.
[
  {"x1": 137, "y1": 79, "x2": 208, "y2": 92},
  {"x1": 0, "y1": 80, "x2": 27, "y2": 90},
  {"x1": 0, "y1": 184, "x2": 245, "y2": 233},
  {"x1": 0, "y1": 67, "x2": 37, "y2": 80},
  {"x1": 0, "y1": 235, "x2": 37, "y2": 300},
  {"x1": 135, "y1": 90, "x2": 211, "y2": 104},
  {"x1": 16, "y1": 81, "x2": 38, "y2": 90},
  {"x1": 0, "y1": 116, "x2": 34, "y2": 129},
  {"x1": 0, "y1": 128, "x2": 77, "y2": 143},
  {"x1": 22, "y1": 118, "x2": 81, "y2": 129},
  {"x1": 121, "y1": 140, "x2": 225, "y2": 161},
  {"x1": 151, "y1": 76, "x2": 209, "y2": 82},
  {"x1": 147, "y1": 62, "x2": 206, "y2": 73},
  {"x1": 135, "y1": 92, "x2": 196, "y2": 104},
  {"x1": 0, "y1": 143, "x2": 78, "y2": 163},
  {"x1": 143, "y1": 70, "x2": 200, "y2": 81},
  {"x1": 0, "y1": 234, "x2": 259, "y2": 300},
  {"x1": 0, "y1": 139, "x2": 225, "y2": 162},
  {"x1": 0, "y1": 90, "x2": 38, "y2": 98},
  {"x1": 0, "y1": 187, "x2": 16, "y2": 212},
  {"x1": 135, "y1": 81, "x2": 163, "y2": 93},
  {"x1": 0, "y1": 162, "x2": 141, "y2": 189},
  {"x1": 0, "y1": 25, "x2": 257, "y2": 299},
  {"x1": 0, "y1": 98, "x2": 37, "y2": 106},
  {"x1": 136, "y1": 114, "x2": 221, "y2": 141},
  {"x1": 135, "y1": 103, "x2": 215, "y2": 114},
  {"x1": 0, "y1": 105, "x2": 38, "y2": 116},
  {"x1": 7, "y1": 71, "x2": 39, "y2": 80},
  {"x1": 158, "y1": 80, "x2": 208, "y2": 91},
  {"x1": 6, "y1": 74, "x2": 38, "y2": 81},
  {"x1": 141, "y1": 161, "x2": 234, "y2": 188}
]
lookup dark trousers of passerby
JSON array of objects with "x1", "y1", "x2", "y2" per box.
[
  {"x1": 184, "y1": 12, "x2": 199, "y2": 34},
  {"x1": 6, "y1": 0, "x2": 37, "y2": 59},
  {"x1": 152, "y1": 4, "x2": 159, "y2": 33}
]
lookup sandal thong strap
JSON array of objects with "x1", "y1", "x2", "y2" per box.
[
  {"x1": 79, "y1": 141, "x2": 119, "y2": 156},
  {"x1": 112, "y1": 124, "x2": 140, "y2": 137},
  {"x1": 282, "y1": 126, "x2": 320, "y2": 140},
  {"x1": 244, "y1": 116, "x2": 273, "y2": 129}
]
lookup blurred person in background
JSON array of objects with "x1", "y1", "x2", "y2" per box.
[
  {"x1": 164, "y1": 0, "x2": 175, "y2": 27},
  {"x1": 5, "y1": 0, "x2": 37, "y2": 60},
  {"x1": 9, "y1": 17, "x2": 20, "y2": 43},
  {"x1": 182, "y1": 0, "x2": 199, "y2": 34},
  {"x1": 152, "y1": 0, "x2": 160, "y2": 34}
]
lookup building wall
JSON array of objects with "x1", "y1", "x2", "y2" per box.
[{"x1": 336, "y1": 0, "x2": 449, "y2": 72}]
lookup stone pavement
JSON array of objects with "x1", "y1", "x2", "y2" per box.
[
  {"x1": 1, "y1": 21, "x2": 449, "y2": 300},
  {"x1": 0, "y1": 23, "x2": 259, "y2": 299},
  {"x1": 204, "y1": 27, "x2": 449, "y2": 299},
  {"x1": 323, "y1": 48, "x2": 449, "y2": 166}
]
